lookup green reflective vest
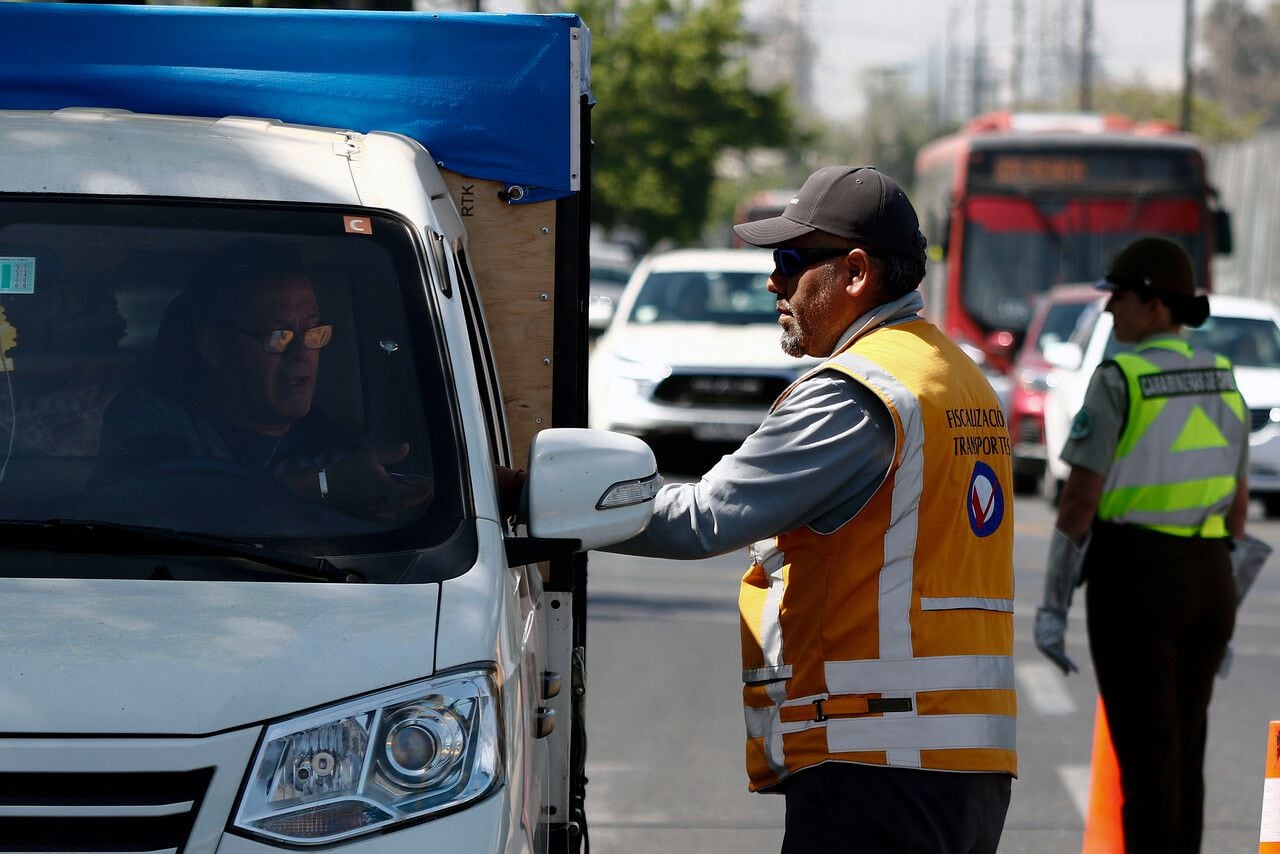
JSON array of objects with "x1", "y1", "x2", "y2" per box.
[{"x1": 1098, "y1": 336, "x2": 1247, "y2": 538}]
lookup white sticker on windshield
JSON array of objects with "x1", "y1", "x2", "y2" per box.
[{"x1": 0, "y1": 258, "x2": 35, "y2": 295}]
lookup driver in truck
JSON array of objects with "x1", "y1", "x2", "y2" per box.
[{"x1": 93, "y1": 258, "x2": 432, "y2": 522}]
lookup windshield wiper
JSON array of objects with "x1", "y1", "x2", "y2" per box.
[{"x1": 0, "y1": 519, "x2": 364, "y2": 583}]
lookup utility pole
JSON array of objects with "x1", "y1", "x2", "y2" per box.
[
  {"x1": 1059, "y1": 0, "x2": 1074, "y2": 108},
  {"x1": 1012, "y1": 0, "x2": 1025, "y2": 108},
  {"x1": 1034, "y1": 0, "x2": 1052, "y2": 105},
  {"x1": 793, "y1": 0, "x2": 815, "y2": 114},
  {"x1": 1181, "y1": 0, "x2": 1195, "y2": 130},
  {"x1": 1079, "y1": 0, "x2": 1093, "y2": 110},
  {"x1": 972, "y1": 0, "x2": 988, "y2": 119},
  {"x1": 943, "y1": 1, "x2": 958, "y2": 125}
]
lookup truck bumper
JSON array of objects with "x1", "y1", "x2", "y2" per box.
[{"x1": 0, "y1": 731, "x2": 530, "y2": 854}]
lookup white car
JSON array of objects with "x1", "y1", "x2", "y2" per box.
[
  {"x1": 589, "y1": 248, "x2": 819, "y2": 447},
  {"x1": 1042, "y1": 293, "x2": 1280, "y2": 515}
]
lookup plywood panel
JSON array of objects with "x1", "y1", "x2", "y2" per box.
[{"x1": 442, "y1": 172, "x2": 556, "y2": 469}]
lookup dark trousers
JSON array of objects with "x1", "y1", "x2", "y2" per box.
[
  {"x1": 780, "y1": 762, "x2": 1011, "y2": 853},
  {"x1": 1084, "y1": 522, "x2": 1235, "y2": 854}
]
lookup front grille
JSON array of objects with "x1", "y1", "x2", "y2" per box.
[
  {"x1": 653, "y1": 373, "x2": 791, "y2": 408},
  {"x1": 1250, "y1": 407, "x2": 1274, "y2": 433},
  {"x1": 1017, "y1": 416, "x2": 1043, "y2": 444},
  {"x1": 0, "y1": 768, "x2": 212, "y2": 853}
]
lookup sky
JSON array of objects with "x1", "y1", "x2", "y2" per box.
[
  {"x1": 750, "y1": 0, "x2": 1221, "y2": 119},
  {"x1": 478, "y1": 0, "x2": 1271, "y2": 120}
]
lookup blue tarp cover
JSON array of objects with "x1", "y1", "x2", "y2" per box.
[{"x1": 0, "y1": 3, "x2": 587, "y2": 202}]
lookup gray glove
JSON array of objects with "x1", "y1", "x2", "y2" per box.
[
  {"x1": 1034, "y1": 607, "x2": 1077, "y2": 675},
  {"x1": 1035, "y1": 528, "x2": 1090, "y2": 676}
]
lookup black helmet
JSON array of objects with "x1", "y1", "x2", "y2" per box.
[{"x1": 1098, "y1": 237, "x2": 1209, "y2": 327}]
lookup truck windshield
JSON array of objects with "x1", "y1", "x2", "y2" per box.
[
  {"x1": 960, "y1": 196, "x2": 1205, "y2": 335},
  {"x1": 0, "y1": 198, "x2": 465, "y2": 565}
]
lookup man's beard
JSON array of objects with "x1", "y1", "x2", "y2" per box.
[{"x1": 779, "y1": 322, "x2": 806, "y2": 358}]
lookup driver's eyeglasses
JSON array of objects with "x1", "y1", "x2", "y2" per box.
[
  {"x1": 231, "y1": 324, "x2": 333, "y2": 354},
  {"x1": 772, "y1": 247, "x2": 852, "y2": 277}
]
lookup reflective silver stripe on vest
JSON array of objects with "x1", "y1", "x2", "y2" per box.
[
  {"x1": 827, "y1": 350, "x2": 922, "y2": 662},
  {"x1": 826, "y1": 655, "x2": 1014, "y2": 693},
  {"x1": 742, "y1": 538, "x2": 791, "y2": 683},
  {"x1": 920, "y1": 596, "x2": 1015, "y2": 612},
  {"x1": 764, "y1": 679, "x2": 790, "y2": 778},
  {"x1": 744, "y1": 704, "x2": 773, "y2": 739},
  {"x1": 826, "y1": 713, "x2": 1016, "y2": 755},
  {"x1": 743, "y1": 664, "x2": 794, "y2": 683},
  {"x1": 1115, "y1": 444, "x2": 1241, "y2": 485},
  {"x1": 742, "y1": 682, "x2": 792, "y2": 781}
]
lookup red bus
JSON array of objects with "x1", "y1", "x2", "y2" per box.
[{"x1": 913, "y1": 111, "x2": 1232, "y2": 373}]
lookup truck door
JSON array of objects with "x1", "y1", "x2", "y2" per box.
[{"x1": 443, "y1": 116, "x2": 593, "y2": 849}]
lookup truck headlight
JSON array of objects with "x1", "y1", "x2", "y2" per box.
[
  {"x1": 604, "y1": 352, "x2": 670, "y2": 398},
  {"x1": 232, "y1": 668, "x2": 501, "y2": 845}
]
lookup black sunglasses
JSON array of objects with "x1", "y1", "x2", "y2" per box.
[{"x1": 772, "y1": 247, "x2": 852, "y2": 277}]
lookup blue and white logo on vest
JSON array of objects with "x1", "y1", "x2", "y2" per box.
[{"x1": 967, "y1": 461, "x2": 1005, "y2": 537}]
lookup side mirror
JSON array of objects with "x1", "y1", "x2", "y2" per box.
[
  {"x1": 588, "y1": 294, "x2": 618, "y2": 331},
  {"x1": 1214, "y1": 208, "x2": 1233, "y2": 256},
  {"x1": 520, "y1": 428, "x2": 659, "y2": 555},
  {"x1": 1042, "y1": 341, "x2": 1083, "y2": 372}
]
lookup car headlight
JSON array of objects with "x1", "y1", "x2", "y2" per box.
[
  {"x1": 1019, "y1": 367, "x2": 1054, "y2": 394},
  {"x1": 232, "y1": 668, "x2": 501, "y2": 845},
  {"x1": 604, "y1": 353, "x2": 671, "y2": 399}
]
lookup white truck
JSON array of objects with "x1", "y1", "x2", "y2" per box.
[{"x1": 0, "y1": 5, "x2": 655, "y2": 852}]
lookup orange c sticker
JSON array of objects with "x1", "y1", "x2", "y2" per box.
[{"x1": 344, "y1": 216, "x2": 373, "y2": 235}]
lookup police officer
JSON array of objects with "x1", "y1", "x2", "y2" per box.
[
  {"x1": 609, "y1": 166, "x2": 1016, "y2": 853},
  {"x1": 1035, "y1": 236, "x2": 1248, "y2": 853}
]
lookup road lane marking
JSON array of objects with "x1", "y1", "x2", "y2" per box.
[
  {"x1": 1225, "y1": 641, "x2": 1280, "y2": 658},
  {"x1": 1017, "y1": 662, "x2": 1077, "y2": 715},
  {"x1": 1059, "y1": 763, "x2": 1091, "y2": 821}
]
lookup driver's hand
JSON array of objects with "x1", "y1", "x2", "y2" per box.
[{"x1": 325, "y1": 443, "x2": 433, "y2": 521}]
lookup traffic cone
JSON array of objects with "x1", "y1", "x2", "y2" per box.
[
  {"x1": 1262, "y1": 721, "x2": 1280, "y2": 853},
  {"x1": 1081, "y1": 696, "x2": 1125, "y2": 853}
]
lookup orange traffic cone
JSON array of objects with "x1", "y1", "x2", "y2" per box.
[
  {"x1": 1261, "y1": 721, "x2": 1280, "y2": 853},
  {"x1": 1082, "y1": 696, "x2": 1125, "y2": 853}
]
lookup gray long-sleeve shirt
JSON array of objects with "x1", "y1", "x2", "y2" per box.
[{"x1": 607, "y1": 291, "x2": 927, "y2": 560}]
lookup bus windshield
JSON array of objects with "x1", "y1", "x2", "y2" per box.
[{"x1": 960, "y1": 195, "x2": 1205, "y2": 335}]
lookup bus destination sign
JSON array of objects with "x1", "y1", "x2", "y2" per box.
[
  {"x1": 969, "y1": 148, "x2": 1199, "y2": 187},
  {"x1": 991, "y1": 155, "x2": 1088, "y2": 184}
]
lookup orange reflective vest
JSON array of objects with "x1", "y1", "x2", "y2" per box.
[{"x1": 739, "y1": 318, "x2": 1017, "y2": 791}]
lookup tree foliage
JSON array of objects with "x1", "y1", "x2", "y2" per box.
[
  {"x1": 569, "y1": 0, "x2": 794, "y2": 247},
  {"x1": 1202, "y1": 0, "x2": 1280, "y2": 127},
  {"x1": 1090, "y1": 84, "x2": 1261, "y2": 143}
]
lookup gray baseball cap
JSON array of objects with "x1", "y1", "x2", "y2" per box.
[{"x1": 733, "y1": 165, "x2": 924, "y2": 256}]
